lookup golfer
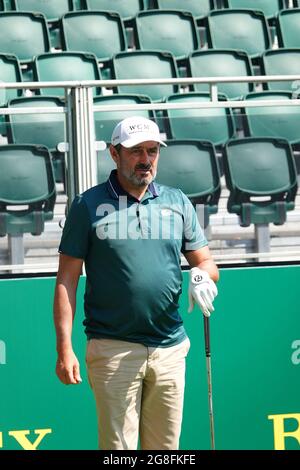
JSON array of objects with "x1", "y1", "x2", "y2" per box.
[{"x1": 54, "y1": 116, "x2": 219, "y2": 450}]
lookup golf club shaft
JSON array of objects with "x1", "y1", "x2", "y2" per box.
[{"x1": 204, "y1": 316, "x2": 215, "y2": 450}]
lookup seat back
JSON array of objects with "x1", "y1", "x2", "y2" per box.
[
  {"x1": 0, "y1": 54, "x2": 22, "y2": 105},
  {"x1": 13, "y1": 0, "x2": 74, "y2": 22},
  {"x1": 155, "y1": 139, "x2": 221, "y2": 227},
  {"x1": 226, "y1": 0, "x2": 283, "y2": 19},
  {"x1": 135, "y1": 10, "x2": 199, "y2": 60},
  {"x1": 244, "y1": 91, "x2": 300, "y2": 145},
  {"x1": 113, "y1": 51, "x2": 178, "y2": 102},
  {"x1": 262, "y1": 49, "x2": 300, "y2": 92},
  {"x1": 207, "y1": 10, "x2": 271, "y2": 58},
  {"x1": 188, "y1": 50, "x2": 254, "y2": 99},
  {"x1": 224, "y1": 137, "x2": 298, "y2": 225},
  {"x1": 165, "y1": 92, "x2": 235, "y2": 146},
  {"x1": 97, "y1": 147, "x2": 116, "y2": 184},
  {"x1": 154, "y1": 0, "x2": 212, "y2": 20},
  {"x1": 277, "y1": 9, "x2": 300, "y2": 48},
  {"x1": 33, "y1": 52, "x2": 102, "y2": 96},
  {"x1": 84, "y1": 0, "x2": 144, "y2": 20},
  {"x1": 0, "y1": 12, "x2": 50, "y2": 63},
  {"x1": 0, "y1": 144, "x2": 56, "y2": 235},
  {"x1": 94, "y1": 94, "x2": 153, "y2": 143},
  {"x1": 7, "y1": 96, "x2": 66, "y2": 151},
  {"x1": 61, "y1": 11, "x2": 126, "y2": 62}
]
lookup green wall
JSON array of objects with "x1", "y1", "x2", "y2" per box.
[{"x1": 0, "y1": 265, "x2": 300, "y2": 450}]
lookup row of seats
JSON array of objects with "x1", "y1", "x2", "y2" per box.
[
  {"x1": 0, "y1": 0, "x2": 298, "y2": 22},
  {"x1": 3, "y1": 91, "x2": 300, "y2": 153},
  {"x1": 2, "y1": 48, "x2": 300, "y2": 102},
  {"x1": 0, "y1": 136, "x2": 297, "y2": 238},
  {"x1": 2, "y1": 9, "x2": 300, "y2": 64}
]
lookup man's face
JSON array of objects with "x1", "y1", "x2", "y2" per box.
[{"x1": 111, "y1": 141, "x2": 160, "y2": 188}]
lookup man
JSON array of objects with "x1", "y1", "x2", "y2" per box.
[{"x1": 54, "y1": 116, "x2": 219, "y2": 450}]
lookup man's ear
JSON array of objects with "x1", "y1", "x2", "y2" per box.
[{"x1": 109, "y1": 144, "x2": 119, "y2": 164}]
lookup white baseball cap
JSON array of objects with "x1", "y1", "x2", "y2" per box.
[{"x1": 111, "y1": 116, "x2": 167, "y2": 148}]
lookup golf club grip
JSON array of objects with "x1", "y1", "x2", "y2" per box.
[{"x1": 203, "y1": 316, "x2": 211, "y2": 357}]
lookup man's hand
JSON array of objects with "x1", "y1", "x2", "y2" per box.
[
  {"x1": 188, "y1": 267, "x2": 218, "y2": 317},
  {"x1": 56, "y1": 350, "x2": 82, "y2": 385}
]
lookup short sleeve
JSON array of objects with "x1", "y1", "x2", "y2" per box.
[
  {"x1": 58, "y1": 195, "x2": 91, "y2": 260},
  {"x1": 179, "y1": 190, "x2": 208, "y2": 253}
]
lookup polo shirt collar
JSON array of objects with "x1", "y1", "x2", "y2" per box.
[{"x1": 107, "y1": 170, "x2": 159, "y2": 201}]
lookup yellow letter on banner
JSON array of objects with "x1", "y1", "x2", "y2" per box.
[
  {"x1": 268, "y1": 414, "x2": 300, "y2": 450},
  {"x1": 8, "y1": 429, "x2": 52, "y2": 450}
]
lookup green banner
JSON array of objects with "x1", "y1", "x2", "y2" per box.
[{"x1": 0, "y1": 265, "x2": 299, "y2": 450}]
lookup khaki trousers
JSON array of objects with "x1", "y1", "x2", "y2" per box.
[{"x1": 86, "y1": 337, "x2": 190, "y2": 450}]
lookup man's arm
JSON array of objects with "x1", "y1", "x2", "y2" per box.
[
  {"x1": 53, "y1": 253, "x2": 84, "y2": 385},
  {"x1": 184, "y1": 246, "x2": 219, "y2": 282}
]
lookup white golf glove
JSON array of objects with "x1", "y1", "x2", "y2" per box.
[{"x1": 188, "y1": 267, "x2": 218, "y2": 317}]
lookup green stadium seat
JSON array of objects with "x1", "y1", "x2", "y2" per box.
[
  {"x1": 188, "y1": 50, "x2": 254, "y2": 100},
  {"x1": 94, "y1": 94, "x2": 153, "y2": 143},
  {"x1": 277, "y1": 9, "x2": 300, "y2": 48},
  {"x1": 262, "y1": 48, "x2": 300, "y2": 92},
  {"x1": 224, "y1": 137, "x2": 298, "y2": 226},
  {"x1": 0, "y1": 12, "x2": 50, "y2": 64},
  {"x1": 226, "y1": 0, "x2": 285, "y2": 20},
  {"x1": 155, "y1": 139, "x2": 221, "y2": 228},
  {"x1": 33, "y1": 52, "x2": 102, "y2": 97},
  {"x1": 97, "y1": 147, "x2": 116, "y2": 184},
  {"x1": 6, "y1": 96, "x2": 66, "y2": 183},
  {"x1": 84, "y1": 0, "x2": 145, "y2": 21},
  {"x1": 154, "y1": 0, "x2": 213, "y2": 20},
  {"x1": 12, "y1": 0, "x2": 74, "y2": 22},
  {"x1": 61, "y1": 11, "x2": 127, "y2": 63},
  {"x1": 0, "y1": 53, "x2": 23, "y2": 135},
  {"x1": 134, "y1": 10, "x2": 199, "y2": 61},
  {"x1": 112, "y1": 51, "x2": 179, "y2": 102},
  {"x1": 244, "y1": 91, "x2": 300, "y2": 145},
  {"x1": 207, "y1": 10, "x2": 271, "y2": 58},
  {"x1": 0, "y1": 144, "x2": 56, "y2": 236},
  {"x1": 165, "y1": 92, "x2": 235, "y2": 146}
]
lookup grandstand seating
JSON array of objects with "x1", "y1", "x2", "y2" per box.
[
  {"x1": 164, "y1": 92, "x2": 235, "y2": 147},
  {"x1": 277, "y1": 8, "x2": 300, "y2": 48},
  {"x1": 0, "y1": 144, "x2": 56, "y2": 237},
  {"x1": 188, "y1": 50, "x2": 254, "y2": 99},
  {"x1": 12, "y1": 0, "x2": 74, "y2": 22},
  {"x1": 243, "y1": 91, "x2": 300, "y2": 146},
  {"x1": 225, "y1": 0, "x2": 287, "y2": 20},
  {"x1": 0, "y1": 53, "x2": 23, "y2": 135},
  {"x1": 207, "y1": 9, "x2": 271, "y2": 59},
  {"x1": 155, "y1": 139, "x2": 221, "y2": 228},
  {"x1": 84, "y1": 0, "x2": 145, "y2": 21},
  {"x1": 94, "y1": 94, "x2": 153, "y2": 143},
  {"x1": 61, "y1": 11, "x2": 127, "y2": 63},
  {"x1": 224, "y1": 137, "x2": 298, "y2": 227},
  {"x1": 134, "y1": 10, "x2": 199, "y2": 61},
  {"x1": 0, "y1": 12, "x2": 50, "y2": 64},
  {"x1": 262, "y1": 48, "x2": 300, "y2": 92},
  {"x1": 32, "y1": 51, "x2": 102, "y2": 96},
  {"x1": 112, "y1": 50, "x2": 179, "y2": 102},
  {"x1": 154, "y1": 0, "x2": 213, "y2": 20}
]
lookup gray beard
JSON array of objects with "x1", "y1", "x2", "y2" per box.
[{"x1": 120, "y1": 168, "x2": 157, "y2": 188}]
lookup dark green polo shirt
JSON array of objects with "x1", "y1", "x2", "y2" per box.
[{"x1": 59, "y1": 170, "x2": 207, "y2": 347}]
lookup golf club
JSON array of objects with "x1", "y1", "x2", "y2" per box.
[{"x1": 203, "y1": 315, "x2": 215, "y2": 450}]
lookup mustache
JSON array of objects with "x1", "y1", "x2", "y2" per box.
[{"x1": 135, "y1": 164, "x2": 152, "y2": 171}]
